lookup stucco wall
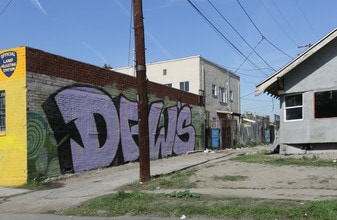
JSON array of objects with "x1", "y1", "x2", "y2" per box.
[
  {"x1": 203, "y1": 59, "x2": 240, "y2": 120},
  {"x1": 0, "y1": 47, "x2": 27, "y2": 186},
  {"x1": 280, "y1": 38, "x2": 337, "y2": 145}
]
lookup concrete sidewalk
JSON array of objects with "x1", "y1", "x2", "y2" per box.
[{"x1": 0, "y1": 149, "x2": 238, "y2": 214}]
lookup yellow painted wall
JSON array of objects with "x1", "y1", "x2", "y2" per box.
[{"x1": 0, "y1": 47, "x2": 27, "y2": 186}]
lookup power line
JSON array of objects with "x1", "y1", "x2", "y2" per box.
[
  {"x1": 234, "y1": 37, "x2": 268, "y2": 74},
  {"x1": 187, "y1": 0, "x2": 245, "y2": 59},
  {"x1": 207, "y1": 0, "x2": 275, "y2": 74},
  {"x1": 0, "y1": 0, "x2": 14, "y2": 16},
  {"x1": 295, "y1": 0, "x2": 319, "y2": 39},
  {"x1": 187, "y1": 0, "x2": 271, "y2": 77},
  {"x1": 240, "y1": 91, "x2": 255, "y2": 98},
  {"x1": 127, "y1": 1, "x2": 134, "y2": 67},
  {"x1": 258, "y1": 0, "x2": 299, "y2": 46},
  {"x1": 236, "y1": 0, "x2": 293, "y2": 59},
  {"x1": 241, "y1": 97, "x2": 272, "y2": 102},
  {"x1": 236, "y1": 0, "x2": 263, "y2": 37},
  {"x1": 270, "y1": 0, "x2": 305, "y2": 43}
]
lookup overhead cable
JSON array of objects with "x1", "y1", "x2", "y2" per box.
[
  {"x1": 0, "y1": 0, "x2": 14, "y2": 16},
  {"x1": 207, "y1": 0, "x2": 275, "y2": 74},
  {"x1": 236, "y1": 0, "x2": 293, "y2": 59},
  {"x1": 187, "y1": 0, "x2": 270, "y2": 77},
  {"x1": 128, "y1": 1, "x2": 134, "y2": 67}
]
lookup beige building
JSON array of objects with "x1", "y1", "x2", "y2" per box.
[{"x1": 115, "y1": 55, "x2": 240, "y2": 125}]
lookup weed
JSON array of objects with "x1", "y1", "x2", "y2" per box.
[{"x1": 212, "y1": 175, "x2": 248, "y2": 182}]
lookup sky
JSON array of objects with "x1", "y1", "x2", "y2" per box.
[{"x1": 1, "y1": 0, "x2": 337, "y2": 121}]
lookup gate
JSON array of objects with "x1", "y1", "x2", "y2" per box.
[{"x1": 221, "y1": 119, "x2": 238, "y2": 149}]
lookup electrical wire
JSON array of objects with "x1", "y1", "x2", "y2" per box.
[
  {"x1": 0, "y1": 0, "x2": 14, "y2": 16},
  {"x1": 234, "y1": 37, "x2": 269, "y2": 75},
  {"x1": 240, "y1": 91, "x2": 255, "y2": 98},
  {"x1": 207, "y1": 0, "x2": 275, "y2": 74},
  {"x1": 295, "y1": 0, "x2": 318, "y2": 39},
  {"x1": 270, "y1": 0, "x2": 305, "y2": 43},
  {"x1": 127, "y1": 1, "x2": 134, "y2": 67},
  {"x1": 187, "y1": 0, "x2": 271, "y2": 77},
  {"x1": 258, "y1": 0, "x2": 298, "y2": 46},
  {"x1": 236, "y1": 0, "x2": 293, "y2": 59}
]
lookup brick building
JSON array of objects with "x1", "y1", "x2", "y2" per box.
[{"x1": 0, "y1": 46, "x2": 205, "y2": 186}]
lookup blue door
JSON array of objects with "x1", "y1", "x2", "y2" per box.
[{"x1": 211, "y1": 128, "x2": 220, "y2": 148}]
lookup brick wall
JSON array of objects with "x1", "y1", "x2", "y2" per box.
[
  {"x1": 25, "y1": 47, "x2": 202, "y2": 106},
  {"x1": 25, "y1": 47, "x2": 205, "y2": 180}
]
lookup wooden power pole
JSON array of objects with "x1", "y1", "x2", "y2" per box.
[{"x1": 132, "y1": 0, "x2": 151, "y2": 182}]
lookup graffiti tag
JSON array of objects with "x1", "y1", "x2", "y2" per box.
[{"x1": 42, "y1": 85, "x2": 195, "y2": 173}]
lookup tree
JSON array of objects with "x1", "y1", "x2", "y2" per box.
[{"x1": 103, "y1": 64, "x2": 112, "y2": 70}]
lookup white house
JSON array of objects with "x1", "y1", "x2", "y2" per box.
[
  {"x1": 115, "y1": 55, "x2": 240, "y2": 122},
  {"x1": 256, "y1": 28, "x2": 337, "y2": 154}
]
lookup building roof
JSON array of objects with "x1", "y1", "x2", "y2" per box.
[
  {"x1": 255, "y1": 28, "x2": 337, "y2": 97},
  {"x1": 115, "y1": 55, "x2": 240, "y2": 79}
]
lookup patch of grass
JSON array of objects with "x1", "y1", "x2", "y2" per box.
[
  {"x1": 19, "y1": 179, "x2": 47, "y2": 190},
  {"x1": 230, "y1": 152, "x2": 337, "y2": 167},
  {"x1": 168, "y1": 190, "x2": 200, "y2": 198},
  {"x1": 117, "y1": 168, "x2": 198, "y2": 191},
  {"x1": 60, "y1": 150, "x2": 337, "y2": 219},
  {"x1": 62, "y1": 191, "x2": 337, "y2": 219},
  {"x1": 212, "y1": 175, "x2": 248, "y2": 182}
]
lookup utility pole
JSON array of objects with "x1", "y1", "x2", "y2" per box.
[{"x1": 132, "y1": 0, "x2": 151, "y2": 182}]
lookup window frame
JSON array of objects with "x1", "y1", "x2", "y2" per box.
[
  {"x1": 179, "y1": 81, "x2": 189, "y2": 92},
  {"x1": 284, "y1": 93, "x2": 303, "y2": 121},
  {"x1": 164, "y1": 83, "x2": 172, "y2": 88},
  {"x1": 211, "y1": 83, "x2": 217, "y2": 96},
  {"x1": 314, "y1": 90, "x2": 337, "y2": 118},
  {"x1": 229, "y1": 90, "x2": 233, "y2": 102},
  {"x1": 219, "y1": 87, "x2": 227, "y2": 104}
]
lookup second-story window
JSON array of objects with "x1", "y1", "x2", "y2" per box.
[
  {"x1": 219, "y1": 87, "x2": 227, "y2": 103},
  {"x1": 212, "y1": 84, "x2": 217, "y2": 96},
  {"x1": 180, "y1": 81, "x2": 189, "y2": 92},
  {"x1": 163, "y1": 69, "x2": 167, "y2": 75}
]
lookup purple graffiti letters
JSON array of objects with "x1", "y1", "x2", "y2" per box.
[
  {"x1": 43, "y1": 85, "x2": 196, "y2": 173},
  {"x1": 119, "y1": 96, "x2": 139, "y2": 162},
  {"x1": 53, "y1": 87, "x2": 120, "y2": 172},
  {"x1": 174, "y1": 105, "x2": 196, "y2": 155},
  {"x1": 149, "y1": 102, "x2": 177, "y2": 159}
]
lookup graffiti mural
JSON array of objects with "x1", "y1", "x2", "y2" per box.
[
  {"x1": 27, "y1": 112, "x2": 60, "y2": 179},
  {"x1": 41, "y1": 85, "x2": 196, "y2": 174}
]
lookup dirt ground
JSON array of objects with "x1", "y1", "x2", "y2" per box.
[
  {"x1": 53, "y1": 146, "x2": 337, "y2": 201},
  {"x1": 187, "y1": 152, "x2": 337, "y2": 201}
]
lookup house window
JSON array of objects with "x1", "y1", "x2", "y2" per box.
[
  {"x1": 219, "y1": 87, "x2": 227, "y2": 103},
  {"x1": 163, "y1": 69, "x2": 167, "y2": 75},
  {"x1": 315, "y1": 90, "x2": 337, "y2": 118},
  {"x1": 0, "y1": 91, "x2": 5, "y2": 132},
  {"x1": 230, "y1": 90, "x2": 233, "y2": 102},
  {"x1": 164, "y1": 83, "x2": 172, "y2": 88},
  {"x1": 211, "y1": 84, "x2": 217, "y2": 96},
  {"x1": 285, "y1": 94, "x2": 303, "y2": 121},
  {"x1": 179, "y1": 81, "x2": 189, "y2": 92}
]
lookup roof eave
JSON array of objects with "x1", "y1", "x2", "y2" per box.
[{"x1": 255, "y1": 28, "x2": 337, "y2": 97}]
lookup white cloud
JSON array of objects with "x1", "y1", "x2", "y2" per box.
[{"x1": 31, "y1": 0, "x2": 47, "y2": 15}]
